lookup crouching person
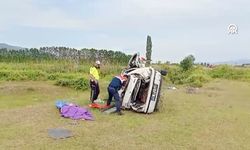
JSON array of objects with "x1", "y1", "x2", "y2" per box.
[{"x1": 106, "y1": 74, "x2": 128, "y2": 115}]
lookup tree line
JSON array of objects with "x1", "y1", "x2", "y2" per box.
[{"x1": 0, "y1": 47, "x2": 132, "y2": 64}]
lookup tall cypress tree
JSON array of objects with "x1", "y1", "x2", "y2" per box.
[{"x1": 146, "y1": 35, "x2": 152, "y2": 65}]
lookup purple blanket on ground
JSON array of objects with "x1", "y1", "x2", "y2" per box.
[{"x1": 60, "y1": 104, "x2": 93, "y2": 120}]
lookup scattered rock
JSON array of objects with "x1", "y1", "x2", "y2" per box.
[
  {"x1": 26, "y1": 87, "x2": 35, "y2": 91},
  {"x1": 68, "y1": 120, "x2": 79, "y2": 126},
  {"x1": 206, "y1": 87, "x2": 222, "y2": 91},
  {"x1": 48, "y1": 128, "x2": 73, "y2": 139},
  {"x1": 167, "y1": 86, "x2": 177, "y2": 90},
  {"x1": 186, "y1": 87, "x2": 199, "y2": 94}
]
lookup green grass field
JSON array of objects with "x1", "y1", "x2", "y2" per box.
[{"x1": 1, "y1": 79, "x2": 250, "y2": 150}]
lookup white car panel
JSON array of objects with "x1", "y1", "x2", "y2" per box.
[
  {"x1": 146, "y1": 71, "x2": 162, "y2": 113},
  {"x1": 119, "y1": 53, "x2": 165, "y2": 114},
  {"x1": 121, "y1": 75, "x2": 138, "y2": 109}
]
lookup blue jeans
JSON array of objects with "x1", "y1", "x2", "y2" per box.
[{"x1": 107, "y1": 86, "x2": 121, "y2": 112}]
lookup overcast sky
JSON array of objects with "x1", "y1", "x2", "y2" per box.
[{"x1": 0, "y1": 0, "x2": 249, "y2": 62}]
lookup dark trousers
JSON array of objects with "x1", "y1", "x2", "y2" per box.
[
  {"x1": 107, "y1": 86, "x2": 121, "y2": 112},
  {"x1": 90, "y1": 80, "x2": 100, "y2": 103}
]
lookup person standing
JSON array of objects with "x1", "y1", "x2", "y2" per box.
[
  {"x1": 89, "y1": 60, "x2": 101, "y2": 107},
  {"x1": 106, "y1": 74, "x2": 128, "y2": 115}
]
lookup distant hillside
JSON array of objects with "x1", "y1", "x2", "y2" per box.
[
  {"x1": 0, "y1": 43, "x2": 25, "y2": 50},
  {"x1": 214, "y1": 59, "x2": 250, "y2": 65}
]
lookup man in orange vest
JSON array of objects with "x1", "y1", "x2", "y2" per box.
[{"x1": 106, "y1": 73, "x2": 128, "y2": 115}]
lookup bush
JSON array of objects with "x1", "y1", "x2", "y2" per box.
[
  {"x1": 55, "y1": 78, "x2": 88, "y2": 90},
  {"x1": 24, "y1": 71, "x2": 46, "y2": 80},
  {"x1": 185, "y1": 73, "x2": 210, "y2": 87},
  {"x1": 163, "y1": 64, "x2": 210, "y2": 87},
  {"x1": 209, "y1": 65, "x2": 250, "y2": 81},
  {"x1": 47, "y1": 73, "x2": 60, "y2": 80},
  {"x1": 0, "y1": 70, "x2": 47, "y2": 81},
  {"x1": 180, "y1": 55, "x2": 195, "y2": 71},
  {"x1": 167, "y1": 67, "x2": 189, "y2": 84},
  {"x1": 100, "y1": 65, "x2": 124, "y2": 78},
  {"x1": 209, "y1": 65, "x2": 231, "y2": 78},
  {"x1": 0, "y1": 70, "x2": 10, "y2": 80}
]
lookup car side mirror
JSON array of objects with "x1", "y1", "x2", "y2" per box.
[{"x1": 160, "y1": 70, "x2": 167, "y2": 76}]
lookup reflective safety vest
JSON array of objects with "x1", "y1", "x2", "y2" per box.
[
  {"x1": 90, "y1": 67, "x2": 99, "y2": 80},
  {"x1": 109, "y1": 75, "x2": 126, "y2": 90}
]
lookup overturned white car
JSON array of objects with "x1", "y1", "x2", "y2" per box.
[{"x1": 120, "y1": 53, "x2": 167, "y2": 114}]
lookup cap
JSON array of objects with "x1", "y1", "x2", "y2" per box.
[{"x1": 95, "y1": 60, "x2": 101, "y2": 65}]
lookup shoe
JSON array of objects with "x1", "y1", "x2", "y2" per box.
[
  {"x1": 116, "y1": 111, "x2": 124, "y2": 116},
  {"x1": 94, "y1": 98, "x2": 105, "y2": 104}
]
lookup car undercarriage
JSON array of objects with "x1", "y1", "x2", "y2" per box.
[{"x1": 119, "y1": 53, "x2": 166, "y2": 114}]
